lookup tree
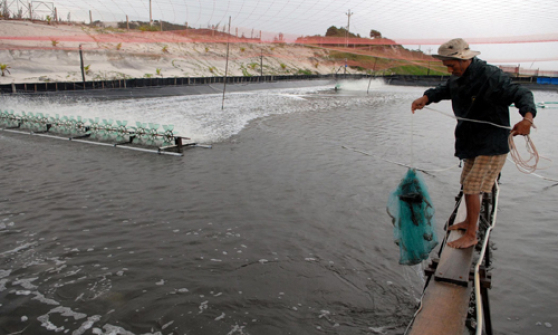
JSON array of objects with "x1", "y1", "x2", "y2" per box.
[
  {"x1": 2, "y1": 0, "x2": 10, "y2": 19},
  {"x1": 370, "y1": 29, "x2": 382, "y2": 39},
  {"x1": 325, "y1": 26, "x2": 358, "y2": 38},
  {"x1": 325, "y1": 26, "x2": 339, "y2": 37}
]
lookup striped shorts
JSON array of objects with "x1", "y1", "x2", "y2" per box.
[{"x1": 460, "y1": 154, "x2": 507, "y2": 194}]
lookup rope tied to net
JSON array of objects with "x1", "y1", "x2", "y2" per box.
[{"x1": 424, "y1": 106, "x2": 540, "y2": 174}]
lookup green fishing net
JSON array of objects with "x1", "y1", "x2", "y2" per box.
[{"x1": 387, "y1": 168, "x2": 438, "y2": 266}]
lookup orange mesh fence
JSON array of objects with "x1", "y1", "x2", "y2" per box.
[{"x1": 1, "y1": 21, "x2": 557, "y2": 77}]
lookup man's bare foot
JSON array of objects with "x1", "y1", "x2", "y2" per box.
[
  {"x1": 447, "y1": 221, "x2": 469, "y2": 231},
  {"x1": 447, "y1": 235, "x2": 478, "y2": 249}
]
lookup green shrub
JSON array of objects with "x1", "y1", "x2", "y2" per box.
[
  {"x1": 139, "y1": 25, "x2": 160, "y2": 32},
  {"x1": 0, "y1": 63, "x2": 11, "y2": 77},
  {"x1": 297, "y1": 69, "x2": 313, "y2": 75},
  {"x1": 242, "y1": 68, "x2": 251, "y2": 77}
]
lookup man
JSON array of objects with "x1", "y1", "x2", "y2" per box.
[{"x1": 411, "y1": 38, "x2": 537, "y2": 249}]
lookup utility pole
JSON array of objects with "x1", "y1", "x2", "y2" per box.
[
  {"x1": 222, "y1": 16, "x2": 231, "y2": 110},
  {"x1": 149, "y1": 0, "x2": 153, "y2": 26},
  {"x1": 79, "y1": 44, "x2": 86, "y2": 88},
  {"x1": 260, "y1": 49, "x2": 263, "y2": 76},
  {"x1": 345, "y1": 9, "x2": 353, "y2": 48}
]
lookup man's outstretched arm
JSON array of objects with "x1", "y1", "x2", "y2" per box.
[{"x1": 411, "y1": 95, "x2": 429, "y2": 113}]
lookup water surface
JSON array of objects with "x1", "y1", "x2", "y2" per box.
[{"x1": 1, "y1": 80, "x2": 557, "y2": 335}]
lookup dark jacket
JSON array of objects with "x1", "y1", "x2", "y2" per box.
[{"x1": 424, "y1": 57, "x2": 537, "y2": 159}]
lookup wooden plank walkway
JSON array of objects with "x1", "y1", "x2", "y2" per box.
[
  {"x1": 434, "y1": 197, "x2": 476, "y2": 287},
  {"x1": 409, "y1": 281, "x2": 472, "y2": 335},
  {"x1": 409, "y1": 196, "x2": 481, "y2": 335}
]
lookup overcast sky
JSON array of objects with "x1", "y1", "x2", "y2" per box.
[{"x1": 27, "y1": 0, "x2": 558, "y2": 70}]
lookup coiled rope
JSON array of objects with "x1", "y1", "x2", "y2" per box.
[{"x1": 507, "y1": 131, "x2": 539, "y2": 174}]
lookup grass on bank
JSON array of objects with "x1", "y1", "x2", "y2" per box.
[
  {"x1": 387, "y1": 65, "x2": 448, "y2": 76},
  {"x1": 329, "y1": 51, "x2": 448, "y2": 76}
]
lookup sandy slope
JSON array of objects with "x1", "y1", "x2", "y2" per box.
[{"x1": 0, "y1": 20, "x2": 360, "y2": 84}]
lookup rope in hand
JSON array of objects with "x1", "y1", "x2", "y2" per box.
[
  {"x1": 508, "y1": 129, "x2": 539, "y2": 174},
  {"x1": 424, "y1": 106, "x2": 542, "y2": 175}
]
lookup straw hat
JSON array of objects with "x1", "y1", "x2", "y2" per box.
[{"x1": 432, "y1": 38, "x2": 480, "y2": 60}]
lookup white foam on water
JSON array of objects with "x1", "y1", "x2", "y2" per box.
[
  {"x1": 336, "y1": 78, "x2": 387, "y2": 92},
  {"x1": 73, "y1": 315, "x2": 102, "y2": 335},
  {"x1": 0, "y1": 242, "x2": 37, "y2": 256},
  {"x1": 37, "y1": 306, "x2": 87, "y2": 333},
  {"x1": 14, "y1": 290, "x2": 32, "y2": 295},
  {"x1": 12, "y1": 277, "x2": 38, "y2": 290},
  {"x1": 368, "y1": 326, "x2": 388, "y2": 334},
  {"x1": 92, "y1": 324, "x2": 162, "y2": 335},
  {"x1": 161, "y1": 320, "x2": 174, "y2": 330},
  {"x1": 226, "y1": 325, "x2": 247, "y2": 335},
  {"x1": 318, "y1": 310, "x2": 331, "y2": 321},
  {"x1": 37, "y1": 314, "x2": 65, "y2": 333},
  {"x1": 1, "y1": 85, "x2": 336, "y2": 144},
  {"x1": 198, "y1": 300, "x2": 209, "y2": 314},
  {"x1": 32, "y1": 291, "x2": 60, "y2": 305}
]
